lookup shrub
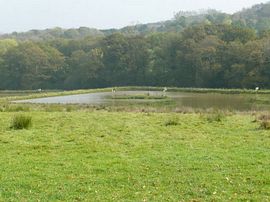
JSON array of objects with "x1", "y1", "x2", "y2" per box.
[{"x1": 10, "y1": 114, "x2": 32, "y2": 130}]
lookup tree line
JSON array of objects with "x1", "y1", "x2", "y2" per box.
[
  {"x1": 0, "y1": 24, "x2": 270, "y2": 90},
  {"x1": 2, "y1": 3, "x2": 270, "y2": 41}
]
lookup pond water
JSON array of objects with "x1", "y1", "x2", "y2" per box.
[{"x1": 15, "y1": 90, "x2": 270, "y2": 111}]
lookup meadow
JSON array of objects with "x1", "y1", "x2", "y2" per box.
[{"x1": 0, "y1": 88, "x2": 269, "y2": 201}]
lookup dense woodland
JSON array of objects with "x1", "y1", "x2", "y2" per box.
[{"x1": 0, "y1": 2, "x2": 270, "y2": 90}]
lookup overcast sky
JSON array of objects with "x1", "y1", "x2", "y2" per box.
[{"x1": 0, "y1": 0, "x2": 269, "y2": 33}]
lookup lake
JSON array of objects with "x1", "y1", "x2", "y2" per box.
[{"x1": 15, "y1": 90, "x2": 270, "y2": 111}]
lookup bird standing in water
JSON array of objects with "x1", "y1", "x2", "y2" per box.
[{"x1": 163, "y1": 87, "x2": 168, "y2": 96}]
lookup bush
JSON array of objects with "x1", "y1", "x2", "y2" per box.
[{"x1": 10, "y1": 114, "x2": 32, "y2": 130}]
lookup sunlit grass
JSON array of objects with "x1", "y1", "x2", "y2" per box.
[
  {"x1": 0, "y1": 88, "x2": 269, "y2": 200},
  {"x1": 0, "y1": 112, "x2": 269, "y2": 201}
]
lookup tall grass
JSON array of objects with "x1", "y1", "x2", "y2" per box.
[
  {"x1": 164, "y1": 117, "x2": 180, "y2": 126},
  {"x1": 205, "y1": 111, "x2": 225, "y2": 122},
  {"x1": 10, "y1": 114, "x2": 32, "y2": 130},
  {"x1": 256, "y1": 114, "x2": 270, "y2": 130}
]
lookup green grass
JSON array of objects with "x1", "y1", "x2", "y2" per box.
[
  {"x1": 0, "y1": 111, "x2": 269, "y2": 201},
  {"x1": 0, "y1": 88, "x2": 269, "y2": 200}
]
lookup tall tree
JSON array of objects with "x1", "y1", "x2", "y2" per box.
[{"x1": 3, "y1": 42, "x2": 64, "y2": 89}]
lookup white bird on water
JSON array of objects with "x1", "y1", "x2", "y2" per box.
[
  {"x1": 163, "y1": 87, "x2": 168, "y2": 93},
  {"x1": 163, "y1": 87, "x2": 168, "y2": 96},
  {"x1": 255, "y1": 87, "x2": 260, "y2": 92}
]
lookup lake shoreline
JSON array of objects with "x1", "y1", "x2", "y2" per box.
[
  {"x1": 0, "y1": 88, "x2": 269, "y2": 112},
  {"x1": 1, "y1": 86, "x2": 270, "y2": 102}
]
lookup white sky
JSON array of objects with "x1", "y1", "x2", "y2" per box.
[{"x1": 0, "y1": 0, "x2": 269, "y2": 33}]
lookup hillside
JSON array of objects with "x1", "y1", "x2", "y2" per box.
[
  {"x1": 0, "y1": 27, "x2": 105, "y2": 41},
  {"x1": 232, "y1": 2, "x2": 270, "y2": 30},
  {"x1": 1, "y1": 2, "x2": 270, "y2": 41},
  {"x1": 1, "y1": 2, "x2": 270, "y2": 90}
]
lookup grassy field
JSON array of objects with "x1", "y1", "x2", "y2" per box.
[
  {"x1": 0, "y1": 88, "x2": 269, "y2": 201},
  {"x1": 0, "y1": 111, "x2": 269, "y2": 201}
]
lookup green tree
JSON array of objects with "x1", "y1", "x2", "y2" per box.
[
  {"x1": 3, "y1": 42, "x2": 64, "y2": 89},
  {"x1": 65, "y1": 48, "x2": 104, "y2": 89},
  {"x1": 101, "y1": 34, "x2": 149, "y2": 86}
]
